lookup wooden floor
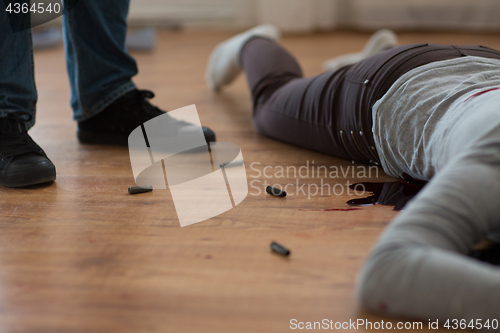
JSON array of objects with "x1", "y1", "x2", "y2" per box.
[{"x1": 1, "y1": 29, "x2": 499, "y2": 333}]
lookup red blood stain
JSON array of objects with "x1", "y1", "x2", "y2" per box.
[
  {"x1": 348, "y1": 180, "x2": 425, "y2": 211},
  {"x1": 377, "y1": 302, "x2": 388, "y2": 311},
  {"x1": 465, "y1": 87, "x2": 499, "y2": 102}
]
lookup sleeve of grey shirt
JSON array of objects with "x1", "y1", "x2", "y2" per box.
[{"x1": 356, "y1": 134, "x2": 500, "y2": 325}]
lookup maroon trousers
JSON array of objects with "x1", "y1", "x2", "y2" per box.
[{"x1": 240, "y1": 38, "x2": 500, "y2": 165}]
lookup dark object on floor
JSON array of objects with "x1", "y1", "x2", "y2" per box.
[
  {"x1": 77, "y1": 89, "x2": 216, "y2": 145},
  {"x1": 271, "y1": 242, "x2": 290, "y2": 256},
  {"x1": 32, "y1": 28, "x2": 63, "y2": 49},
  {"x1": 220, "y1": 160, "x2": 244, "y2": 168},
  {"x1": 266, "y1": 185, "x2": 286, "y2": 197},
  {"x1": 469, "y1": 243, "x2": 500, "y2": 266},
  {"x1": 128, "y1": 185, "x2": 153, "y2": 195},
  {"x1": 347, "y1": 180, "x2": 425, "y2": 211},
  {"x1": 0, "y1": 112, "x2": 56, "y2": 187}
]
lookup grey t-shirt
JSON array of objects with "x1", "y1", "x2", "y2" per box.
[
  {"x1": 359, "y1": 56, "x2": 500, "y2": 322},
  {"x1": 372, "y1": 56, "x2": 500, "y2": 181}
]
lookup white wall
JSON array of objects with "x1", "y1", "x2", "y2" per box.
[
  {"x1": 128, "y1": 0, "x2": 500, "y2": 32},
  {"x1": 128, "y1": 0, "x2": 256, "y2": 28}
]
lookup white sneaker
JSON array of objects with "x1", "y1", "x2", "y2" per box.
[
  {"x1": 322, "y1": 29, "x2": 398, "y2": 72},
  {"x1": 206, "y1": 24, "x2": 281, "y2": 92}
]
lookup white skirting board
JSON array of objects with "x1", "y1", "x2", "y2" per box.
[
  {"x1": 334, "y1": 0, "x2": 500, "y2": 32},
  {"x1": 128, "y1": 0, "x2": 500, "y2": 32}
]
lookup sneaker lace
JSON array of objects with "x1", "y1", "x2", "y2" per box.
[
  {"x1": 136, "y1": 90, "x2": 163, "y2": 116},
  {"x1": 135, "y1": 90, "x2": 191, "y2": 126},
  {"x1": 0, "y1": 112, "x2": 42, "y2": 158}
]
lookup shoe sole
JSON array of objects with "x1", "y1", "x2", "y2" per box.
[
  {"x1": 78, "y1": 129, "x2": 129, "y2": 146},
  {"x1": 78, "y1": 128, "x2": 217, "y2": 146},
  {"x1": 323, "y1": 29, "x2": 398, "y2": 71},
  {"x1": 206, "y1": 24, "x2": 281, "y2": 91},
  {"x1": 206, "y1": 42, "x2": 232, "y2": 92},
  {"x1": 0, "y1": 164, "x2": 56, "y2": 188}
]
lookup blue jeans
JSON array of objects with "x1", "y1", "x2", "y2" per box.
[{"x1": 0, "y1": 0, "x2": 138, "y2": 128}]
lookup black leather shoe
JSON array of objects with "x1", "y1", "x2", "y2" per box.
[
  {"x1": 0, "y1": 112, "x2": 56, "y2": 187},
  {"x1": 77, "y1": 89, "x2": 216, "y2": 146}
]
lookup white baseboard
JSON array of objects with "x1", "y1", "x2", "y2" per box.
[
  {"x1": 127, "y1": 6, "x2": 235, "y2": 27},
  {"x1": 127, "y1": 0, "x2": 500, "y2": 32}
]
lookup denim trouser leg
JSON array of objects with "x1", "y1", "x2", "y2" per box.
[
  {"x1": 62, "y1": 0, "x2": 138, "y2": 122},
  {"x1": 0, "y1": 2, "x2": 37, "y2": 128}
]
